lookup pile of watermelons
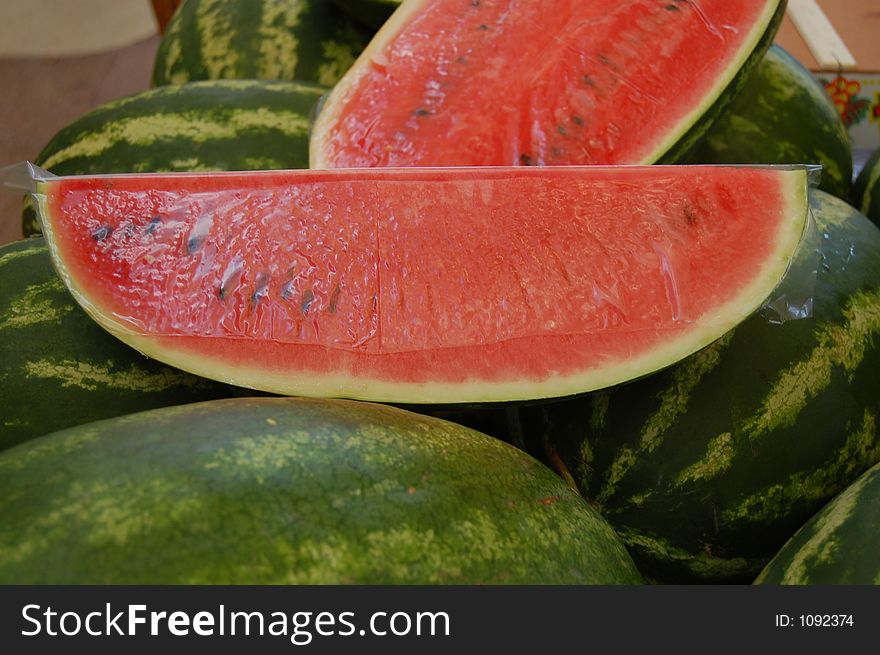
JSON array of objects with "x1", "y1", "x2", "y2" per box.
[{"x1": 2, "y1": 0, "x2": 880, "y2": 585}]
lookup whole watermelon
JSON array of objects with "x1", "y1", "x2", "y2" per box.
[
  {"x1": 687, "y1": 45, "x2": 852, "y2": 199},
  {"x1": 0, "y1": 397, "x2": 642, "y2": 584},
  {"x1": 152, "y1": 0, "x2": 371, "y2": 87},
  {"x1": 23, "y1": 79, "x2": 324, "y2": 236},
  {"x1": 523, "y1": 190, "x2": 880, "y2": 583}
]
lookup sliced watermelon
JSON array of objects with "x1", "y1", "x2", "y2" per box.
[
  {"x1": 36, "y1": 166, "x2": 808, "y2": 403},
  {"x1": 311, "y1": 0, "x2": 785, "y2": 168}
]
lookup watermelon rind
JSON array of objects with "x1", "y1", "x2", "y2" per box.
[
  {"x1": 0, "y1": 238, "x2": 252, "y2": 451},
  {"x1": 22, "y1": 79, "x2": 324, "y2": 237},
  {"x1": 754, "y1": 461, "x2": 880, "y2": 585},
  {"x1": 527, "y1": 190, "x2": 880, "y2": 583},
  {"x1": 331, "y1": 0, "x2": 401, "y2": 29},
  {"x1": 151, "y1": 0, "x2": 371, "y2": 87},
  {"x1": 685, "y1": 45, "x2": 853, "y2": 199},
  {"x1": 852, "y1": 147, "x2": 880, "y2": 227},
  {"x1": 311, "y1": 0, "x2": 786, "y2": 168},
  {"x1": 0, "y1": 397, "x2": 642, "y2": 584},
  {"x1": 35, "y1": 166, "x2": 809, "y2": 404}
]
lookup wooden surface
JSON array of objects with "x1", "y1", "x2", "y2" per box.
[
  {"x1": 777, "y1": 0, "x2": 880, "y2": 72},
  {"x1": 0, "y1": 37, "x2": 159, "y2": 246}
]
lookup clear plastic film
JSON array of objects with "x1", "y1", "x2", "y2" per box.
[{"x1": 2, "y1": 162, "x2": 822, "y2": 357}]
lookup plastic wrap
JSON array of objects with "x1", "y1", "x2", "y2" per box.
[{"x1": 3, "y1": 163, "x2": 819, "y2": 355}]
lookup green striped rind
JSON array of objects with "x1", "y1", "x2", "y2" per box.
[
  {"x1": 685, "y1": 46, "x2": 852, "y2": 199},
  {"x1": 852, "y1": 147, "x2": 880, "y2": 227},
  {"x1": 22, "y1": 79, "x2": 324, "y2": 236},
  {"x1": 0, "y1": 397, "x2": 642, "y2": 584},
  {"x1": 331, "y1": 0, "x2": 401, "y2": 29},
  {"x1": 0, "y1": 239, "x2": 256, "y2": 451},
  {"x1": 152, "y1": 0, "x2": 370, "y2": 87},
  {"x1": 657, "y1": 1, "x2": 786, "y2": 164},
  {"x1": 526, "y1": 191, "x2": 880, "y2": 583},
  {"x1": 755, "y1": 462, "x2": 880, "y2": 584}
]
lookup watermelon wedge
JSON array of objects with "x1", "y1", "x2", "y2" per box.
[
  {"x1": 36, "y1": 166, "x2": 808, "y2": 403},
  {"x1": 311, "y1": 0, "x2": 786, "y2": 168}
]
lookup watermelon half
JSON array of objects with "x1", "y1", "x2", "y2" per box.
[
  {"x1": 311, "y1": 0, "x2": 786, "y2": 168},
  {"x1": 35, "y1": 166, "x2": 808, "y2": 403}
]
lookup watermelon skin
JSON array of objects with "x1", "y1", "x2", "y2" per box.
[
  {"x1": 35, "y1": 166, "x2": 809, "y2": 404},
  {"x1": 331, "y1": 0, "x2": 401, "y2": 29},
  {"x1": 686, "y1": 46, "x2": 852, "y2": 199},
  {"x1": 524, "y1": 191, "x2": 880, "y2": 583},
  {"x1": 852, "y1": 147, "x2": 880, "y2": 227},
  {"x1": 755, "y1": 462, "x2": 880, "y2": 585},
  {"x1": 311, "y1": 0, "x2": 785, "y2": 168},
  {"x1": 152, "y1": 0, "x2": 371, "y2": 87},
  {"x1": 22, "y1": 79, "x2": 324, "y2": 237},
  {"x1": 0, "y1": 397, "x2": 642, "y2": 584},
  {"x1": 0, "y1": 238, "x2": 254, "y2": 451}
]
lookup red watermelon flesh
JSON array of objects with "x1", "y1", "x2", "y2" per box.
[
  {"x1": 311, "y1": 0, "x2": 785, "y2": 168},
  {"x1": 37, "y1": 166, "x2": 807, "y2": 403}
]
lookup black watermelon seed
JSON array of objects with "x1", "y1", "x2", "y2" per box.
[
  {"x1": 301, "y1": 289, "x2": 314, "y2": 314},
  {"x1": 91, "y1": 225, "x2": 113, "y2": 241},
  {"x1": 684, "y1": 207, "x2": 697, "y2": 225},
  {"x1": 557, "y1": 125, "x2": 567, "y2": 136},
  {"x1": 414, "y1": 107, "x2": 431, "y2": 117},
  {"x1": 145, "y1": 216, "x2": 162, "y2": 234},
  {"x1": 187, "y1": 234, "x2": 204, "y2": 254},
  {"x1": 478, "y1": 24, "x2": 489, "y2": 31},
  {"x1": 665, "y1": 3, "x2": 679, "y2": 10},
  {"x1": 328, "y1": 285, "x2": 341, "y2": 314},
  {"x1": 582, "y1": 74, "x2": 596, "y2": 87},
  {"x1": 572, "y1": 115, "x2": 584, "y2": 126},
  {"x1": 520, "y1": 154, "x2": 533, "y2": 166}
]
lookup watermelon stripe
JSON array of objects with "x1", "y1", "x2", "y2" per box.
[
  {"x1": 771, "y1": 475, "x2": 866, "y2": 584},
  {"x1": 152, "y1": 0, "x2": 370, "y2": 87},
  {"x1": 597, "y1": 332, "x2": 735, "y2": 502},
  {"x1": 0, "y1": 278, "x2": 72, "y2": 330},
  {"x1": 40, "y1": 110, "x2": 312, "y2": 169},
  {"x1": 22, "y1": 359, "x2": 215, "y2": 393},
  {"x1": 617, "y1": 527, "x2": 759, "y2": 581},
  {"x1": 723, "y1": 409, "x2": 879, "y2": 525},
  {"x1": 744, "y1": 289, "x2": 880, "y2": 440},
  {"x1": 673, "y1": 431, "x2": 736, "y2": 487},
  {"x1": 756, "y1": 462, "x2": 880, "y2": 584}
]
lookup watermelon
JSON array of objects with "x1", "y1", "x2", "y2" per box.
[
  {"x1": 152, "y1": 0, "x2": 371, "y2": 87},
  {"x1": 852, "y1": 147, "x2": 880, "y2": 227},
  {"x1": 310, "y1": 0, "x2": 786, "y2": 168},
  {"x1": 34, "y1": 165, "x2": 808, "y2": 404},
  {"x1": 755, "y1": 461, "x2": 880, "y2": 585},
  {"x1": 22, "y1": 79, "x2": 324, "y2": 237},
  {"x1": 523, "y1": 190, "x2": 880, "y2": 583},
  {"x1": 0, "y1": 397, "x2": 642, "y2": 584},
  {"x1": 0, "y1": 238, "x2": 251, "y2": 451},
  {"x1": 687, "y1": 45, "x2": 852, "y2": 200},
  {"x1": 331, "y1": 0, "x2": 401, "y2": 29}
]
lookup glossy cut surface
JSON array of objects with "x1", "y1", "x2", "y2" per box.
[
  {"x1": 39, "y1": 166, "x2": 807, "y2": 402},
  {"x1": 312, "y1": 0, "x2": 783, "y2": 168}
]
